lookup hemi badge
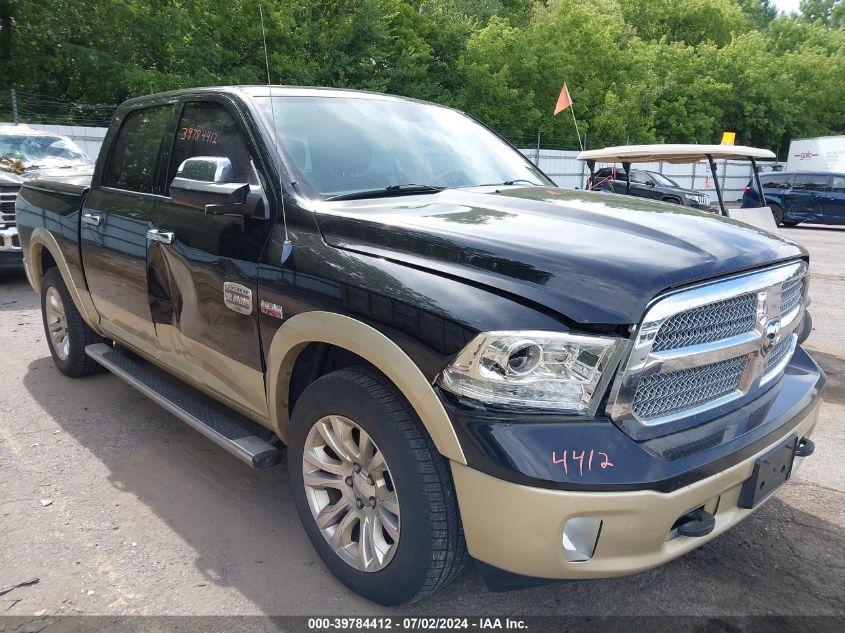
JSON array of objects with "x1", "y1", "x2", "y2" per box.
[
  {"x1": 260, "y1": 299, "x2": 284, "y2": 320},
  {"x1": 223, "y1": 282, "x2": 253, "y2": 315}
]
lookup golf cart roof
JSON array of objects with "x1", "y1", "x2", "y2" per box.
[{"x1": 577, "y1": 144, "x2": 776, "y2": 164}]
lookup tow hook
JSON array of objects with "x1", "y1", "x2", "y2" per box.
[
  {"x1": 676, "y1": 508, "x2": 716, "y2": 538},
  {"x1": 795, "y1": 437, "x2": 815, "y2": 457}
]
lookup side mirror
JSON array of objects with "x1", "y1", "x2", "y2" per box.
[
  {"x1": 645, "y1": 181, "x2": 655, "y2": 187},
  {"x1": 169, "y1": 157, "x2": 252, "y2": 215}
]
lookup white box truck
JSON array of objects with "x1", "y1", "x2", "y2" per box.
[{"x1": 786, "y1": 135, "x2": 845, "y2": 172}]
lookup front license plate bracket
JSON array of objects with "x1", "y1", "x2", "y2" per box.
[{"x1": 738, "y1": 434, "x2": 798, "y2": 509}]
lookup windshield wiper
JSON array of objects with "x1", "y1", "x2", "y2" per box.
[
  {"x1": 465, "y1": 179, "x2": 541, "y2": 188},
  {"x1": 327, "y1": 183, "x2": 444, "y2": 201}
]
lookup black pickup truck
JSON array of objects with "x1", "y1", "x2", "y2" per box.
[{"x1": 16, "y1": 86, "x2": 824, "y2": 605}]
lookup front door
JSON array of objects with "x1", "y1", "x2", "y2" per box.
[
  {"x1": 786, "y1": 173, "x2": 828, "y2": 222},
  {"x1": 147, "y1": 99, "x2": 274, "y2": 419},
  {"x1": 80, "y1": 103, "x2": 175, "y2": 351},
  {"x1": 821, "y1": 175, "x2": 845, "y2": 225}
]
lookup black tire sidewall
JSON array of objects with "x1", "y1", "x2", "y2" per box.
[
  {"x1": 288, "y1": 369, "x2": 448, "y2": 605},
  {"x1": 770, "y1": 203, "x2": 784, "y2": 225}
]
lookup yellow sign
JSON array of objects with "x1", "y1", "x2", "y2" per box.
[{"x1": 721, "y1": 131, "x2": 736, "y2": 145}]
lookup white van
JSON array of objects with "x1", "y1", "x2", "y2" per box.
[{"x1": 785, "y1": 135, "x2": 845, "y2": 172}]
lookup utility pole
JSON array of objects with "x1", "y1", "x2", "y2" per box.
[
  {"x1": 535, "y1": 132, "x2": 541, "y2": 166},
  {"x1": 11, "y1": 89, "x2": 19, "y2": 124}
]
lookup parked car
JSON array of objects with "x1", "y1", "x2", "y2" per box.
[
  {"x1": 16, "y1": 87, "x2": 823, "y2": 605},
  {"x1": 0, "y1": 124, "x2": 93, "y2": 270},
  {"x1": 741, "y1": 171, "x2": 845, "y2": 226},
  {"x1": 589, "y1": 166, "x2": 712, "y2": 211}
]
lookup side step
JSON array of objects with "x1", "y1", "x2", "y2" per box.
[{"x1": 85, "y1": 343, "x2": 281, "y2": 469}]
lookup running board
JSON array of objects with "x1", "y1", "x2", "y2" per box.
[{"x1": 85, "y1": 343, "x2": 281, "y2": 469}]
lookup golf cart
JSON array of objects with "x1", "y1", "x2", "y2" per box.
[{"x1": 578, "y1": 144, "x2": 778, "y2": 231}]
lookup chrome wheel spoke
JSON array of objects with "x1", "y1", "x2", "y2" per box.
[
  {"x1": 315, "y1": 498, "x2": 350, "y2": 530},
  {"x1": 328, "y1": 509, "x2": 359, "y2": 552},
  {"x1": 303, "y1": 469, "x2": 346, "y2": 491},
  {"x1": 377, "y1": 491, "x2": 400, "y2": 517},
  {"x1": 303, "y1": 447, "x2": 345, "y2": 475},
  {"x1": 377, "y1": 504, "x2": 400, "y2": 542}
]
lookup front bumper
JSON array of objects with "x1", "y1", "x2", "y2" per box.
[
  {"x1": 449, "y1": 348, "x2": 824, "y2": 580},
  {"x1": 453, "y1": 400, "x2": 817, "y2": 580}
]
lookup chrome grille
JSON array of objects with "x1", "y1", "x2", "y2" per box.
[
  {"x1": 652, "y1": 293, "x2": 757, "y2": 352},
  {"x1": 632, "y1": 356, "x2": 747, "y2": 420},
  {"x1": 609, "y1": 261, "x2": 807, "y2": 427},
  {"x1": 781, "y1": 277, "x2": 803, "y2": 317},
  {"x1": 764, "y1": 335, "x2": 795, "y2": 376},
  {"x1": 0, "y1": 185, "x2": 19, "y2": 226}
]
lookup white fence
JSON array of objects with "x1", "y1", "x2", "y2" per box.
[
  {"x1": 520, "y1": 148, "x2": 779, "y2": 202},
  {"x1": 27, "y1": 124, "x2": 108, "y2": 161}
]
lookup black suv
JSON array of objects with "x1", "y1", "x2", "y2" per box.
[{"x1": 591, "y1": 167, "x2": 712, "y2": 211}]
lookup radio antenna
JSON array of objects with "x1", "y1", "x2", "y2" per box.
[{"x1": 260, "y1": 3, "x2": 292, "y2": 262}]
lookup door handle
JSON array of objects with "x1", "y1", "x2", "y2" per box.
[
  {"x1": 82, "y1": 212, "x2": 102, "y2": 226},
  {"x1": 146, "y1": 228, "x2": 175, "y2": 244}
]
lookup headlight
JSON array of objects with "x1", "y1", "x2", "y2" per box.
[{"x1": 437, "y1": 331, "x2": 622, "y2": 413}]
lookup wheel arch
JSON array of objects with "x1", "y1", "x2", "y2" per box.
[
  {"x1": 265, "y1": 311, "x2": 466, "y2": 464},
  {"x1": 26, "y1": 227, "x2": 102, "y2": 333}
]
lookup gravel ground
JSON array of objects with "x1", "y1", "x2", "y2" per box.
[{"x1": 0, "y1": 225, "x2": 843, "y2": 617}]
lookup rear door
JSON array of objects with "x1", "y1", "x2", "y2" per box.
[
  {"x1": 821, "y1": 175, "x2": 845, "y2": 225},
  {"x1": 80, "y1": 103, "x2": 175, "y2": 350},
  {"x1": 785, "y1": 173, "x2": 828, "y2": 222},
  {"x1": 146, "y1": 98, "x2": 274, "y2": 418}
]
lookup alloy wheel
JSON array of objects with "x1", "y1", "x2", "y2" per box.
[
  {"x1": 45, "y1": 286, "x2": 70, "y2": 361},
  {"x1": 302, "y1": 415, "x2": 400, "y2": 572}
]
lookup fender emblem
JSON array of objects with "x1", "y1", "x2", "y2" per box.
[
  {"x1": 223, "y1": 282, "x2": 253, "y2": 315},
  {"x1": 259, "y1": 299, "x2": 284, "y2": 320}
]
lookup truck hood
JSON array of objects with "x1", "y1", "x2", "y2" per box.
[{"x1": 314, "y1": 187, "x2": 806, "y2": 325}]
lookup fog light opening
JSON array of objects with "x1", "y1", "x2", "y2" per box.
[{"x1": 562, "y1": 517, "x2": 602, "y2": 562}]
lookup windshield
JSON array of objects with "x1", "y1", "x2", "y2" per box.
[
  {"x1": 0, "y1": 132, "x2": 90, "y2": 172},
  {"x1": 648, "y1": 171, "x2": 680, "y2": 188},
  {"x1": 255, "y1": 95, "x2": 550, "y2": 199}
]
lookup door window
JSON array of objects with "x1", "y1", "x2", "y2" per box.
[
  {"x1": 103, "y1": 105, "x2": 173, "y2": 194},
  {"x1": 760, "y1": 174, "x2": 791, "y2": 189},
  {"x1": 168, "y1": 102, "x2": 257, "y2": 189},
  {"x1": 792, "y1": 174, "x2": 829, "y2": 192},
  {"x1": 830, "y1": 175, "x2": 845, "y2": 193}
]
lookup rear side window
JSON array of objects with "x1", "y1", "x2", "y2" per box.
[
  {"x1": 830, "y1": 175, "x2": 845, "y2": 193},
  {"x1": 167, "y1": 101, "x2": 257, "y2": 188},
  {"x1": 792, "y1": 174, "x2": 829, "y2": 192},
  {"x1": 760, "y1": 174, "x2": 791, "y2": 189},
  {"x1": 103, "y1": 105, "x2": 172, "y2": 194}
]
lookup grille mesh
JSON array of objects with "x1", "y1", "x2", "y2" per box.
[
  {"x1": 0, "y1": 185, "x2": 18, "y2": 226},
  {"x1": 764, "y1": 335, "x2": 794, "y2": 376},
  {"x1": 780, "y1": 277, "x2": 803, "y2": 317},
  {"x1": 632, "y1": 355, "x2": 747, "y2": 420},
  {"x1": 652, "y1": 293, "x2": 757, "y2": 352}
]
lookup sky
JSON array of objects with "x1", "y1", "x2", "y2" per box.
[{"x1": 771, "y1": 0, "x2": 801, "y2": 14}]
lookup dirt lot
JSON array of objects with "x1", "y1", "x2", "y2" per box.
[{"x1": 1, "y1": 225, "x2": 843, "y2": 617}]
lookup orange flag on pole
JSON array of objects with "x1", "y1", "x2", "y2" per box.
[{"x1": 554, "y1": 83, "x2": 572, "y2": 115}]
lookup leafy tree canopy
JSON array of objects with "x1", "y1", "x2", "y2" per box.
[{"x1": 0, "y1": 0, "x2": 842, "y2": 153}]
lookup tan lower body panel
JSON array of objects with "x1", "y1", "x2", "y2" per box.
[
  {"x1": 452, "y1": 401, "x2": 819, "y2": 579},
  {"x1": 94, "y1": 298, "x2": 270, "y2": 424}
]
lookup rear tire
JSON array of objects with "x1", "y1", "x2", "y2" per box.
[
  {"x1": 288, "y1": 366, "x2": 467, "y2": 605},
  {"x1": 40, "y1": 267, "x2": 106, "y2": 377},
  {"x1": 770, "y1": 203, "x2": 785, "y2": 226}
]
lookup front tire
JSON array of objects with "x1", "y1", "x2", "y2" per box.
[
  {"x1": 288, "y1": 367, "x2": 467, "y2": 605},
  {"x1": 41, "y1": 267, "x2": 106, "y2": 377}
]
